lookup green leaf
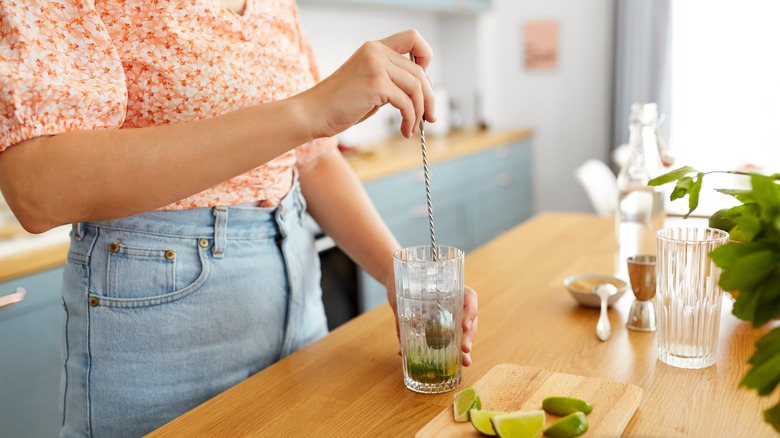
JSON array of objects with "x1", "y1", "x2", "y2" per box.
[
  {"x1": 751, "y1": 174, "x2": 780, "y2": 221},
  {"x1": 749, "y1": 328, "x2": 780, "y2": 366},
  {"x1": 733, "y1": 215, "x2": 763, "y2": 242},
  {"x1": 670, "y1": 176, "x2": 694, "y2": 201},
  {"x1": 710, "y1": 242, "x2": 768, "y2": 268},
  {"x1": 718, "y1": 250, "x2": 778, "y2": 292},
  {"x1": 742, "y1": 346, "x2": 780, "y2": 396},
  {"x1": 684, "y1": 172, "x2": 705, "y2": 218},
  {"x1": 753, "y1": 276, "x2": 780, "y2": 326},
  {"x1": 648, "y1": 166, "x2": 698, "y2": 186},
  {"x1": 715, "y1": 188, "x2": 756, "y2": 204},
  {"x1": 764, "y1": 400, "x2": 780, "y2": 433},
  {"x1": 720, "y1": 204, "x2": 752, "y2": 219},
  {"x1": 733, "y1": 288, "x2": 760, "y2": 322}
]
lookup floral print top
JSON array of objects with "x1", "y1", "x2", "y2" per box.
[{"x1": 0, "y1": 0, "x2": 336, "y2": 209}]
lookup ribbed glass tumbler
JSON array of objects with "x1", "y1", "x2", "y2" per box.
[
  {"x1": 394, "y1": 245, "x2": 464, "y2": 394},
  {"x1": 656, "y1": 227, "x2": 730, "y2": 369}
]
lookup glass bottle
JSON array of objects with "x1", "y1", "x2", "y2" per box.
[{"x1": 615, "y1": 103, "x2": 666, "y2": 280}]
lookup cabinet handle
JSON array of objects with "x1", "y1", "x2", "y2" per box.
[
  {"x1": 0, "y1": 287, "x2": 26, "y2": 309},
  {"x1": 496, "y1": 173, "x2": 512, "y2": 186},
  {"x1": 411, "y1": 205, "x2": 428, "y2": 218},
  {"x1": 496, "y1": 145, "x2": 511, "y2": 158}
]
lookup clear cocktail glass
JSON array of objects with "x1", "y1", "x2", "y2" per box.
[
  {"x1": 394, "y1": 245, "x2": 464, "y2": 394},
  {"x1": 656, "y1": 227, "x2": 729, "y2": 368}
]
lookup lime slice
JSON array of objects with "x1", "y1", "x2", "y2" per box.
[
  {"x1": 490, "y1": 410, "x2": 545, "y2": 438},
  {"x1": 453, "y1": 387, "x2": 482, "y2": 422},
  {"x1": 543, "y1": 412, "x2": 588, "y2": 438},
  {"x1": 469, "y1": 409, "x2": 507, "y2": 436},
  {"x1": 541, "y1": 396, "x2": 593, "y2": 416}
]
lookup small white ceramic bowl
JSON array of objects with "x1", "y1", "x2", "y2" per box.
[{"x1": 563, "y1": 274, "x2": 628, "y2": 308}]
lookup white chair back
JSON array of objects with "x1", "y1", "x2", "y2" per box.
[{"x1": 575, "y1": 159, "x2": 618, "y2": 217}]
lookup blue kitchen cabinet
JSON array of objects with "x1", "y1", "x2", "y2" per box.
[
  {"x1": 0, "y1": 267, "x2": 65, "y2": 438},
  {"x1": 466, "y1": 142, "x2": 532, "y2": 247},
  {"x1": 358, "y1": 140, "x2": 532, "y2": 311}
]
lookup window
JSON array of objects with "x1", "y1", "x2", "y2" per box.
[{"x1": 670, "y1": 1, "x2": 780, "y2": 173}]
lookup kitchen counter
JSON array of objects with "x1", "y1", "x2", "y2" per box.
[
  {"x1": 0, "y1": 225, "x2": 70, "y2": 283},
  {"x1": 0, "y1": 129, "x2": 531, "y2": 282},
  {"x1": 149, "y1": 212, "x2": 777, "y2": 437},
  {"x1": 345, "y1": 128, "x2": 532, "y2": 182}
]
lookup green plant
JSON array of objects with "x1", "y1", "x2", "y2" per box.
[{"x1": 649, "y1": 167, "x2": 780, "y2": 433}]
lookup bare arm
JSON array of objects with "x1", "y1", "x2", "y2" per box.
[
  {"x1": 0, "y1": 30, "x2": 435, "y2": 233},
  {"x1": 0, "y1": 99, "x2": 310, "y2": 233},
  {"x1": 299, "y1": 150, "x2": 478, "y2": 366}
]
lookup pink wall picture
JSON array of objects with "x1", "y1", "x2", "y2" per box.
[{"x1": 524, "y1": 20, "x2": 559, "y2": 70}]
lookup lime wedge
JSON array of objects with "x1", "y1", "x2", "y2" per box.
[
  {"x1": 490, "y1": 410, "x2": 545, "y2": 438},
  {"x1": 543, "y1": 412, "x2": 588, "y2": 438},
  {"x1": 541, "y1": 396, "x2": 593, "y2": 416},
  {"x1": 453, "y1": 387, "x2": 482, "y2": 422},
  {"x1": 469, "y1": 409, "x2": 507, "y2": 436}
]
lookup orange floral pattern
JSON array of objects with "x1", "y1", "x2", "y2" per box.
[{"x1": 0, "y1": 0, "x2": 336, "y2": 209}]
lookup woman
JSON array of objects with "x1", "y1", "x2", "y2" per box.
[{"x1": 0, "y1": 0, "x2": 479, "y2": 436}]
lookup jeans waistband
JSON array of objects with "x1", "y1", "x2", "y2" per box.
[{"x1": 73, "y1": 178, "x2": 306, "y2": 242}]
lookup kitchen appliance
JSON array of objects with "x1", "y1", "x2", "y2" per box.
[{"x1": 306, "y1": 215, "x2": 359, "y2": 331}]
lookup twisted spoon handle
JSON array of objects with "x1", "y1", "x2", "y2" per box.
[
  {"x1": 409, "y1": 54, "x2": 437, "y2": 261},
  {"x1": 419, "y1": 119, "x2": 437, "y2": 261}
]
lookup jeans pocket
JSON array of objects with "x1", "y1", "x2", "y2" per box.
[{"x1": 96, "y1": 236, "x2": 210, "y2": 308}]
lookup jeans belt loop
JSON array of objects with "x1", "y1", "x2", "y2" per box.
[
  {"x1": 72, "y1": 223, "x2": 84, "y2": 241},
  {"x1": 212, "y1": 207, "x2": 228, "y2": 258}
]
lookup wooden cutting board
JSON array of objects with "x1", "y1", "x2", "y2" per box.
[{"x1": 416, "y1": 363, "x2": 643, "y2": 437}]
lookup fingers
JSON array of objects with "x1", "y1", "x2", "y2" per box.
[
  {"x1": 384, "y1": 81, "x2": 417, "y2": 138},
  {"x1": 393, "y1": 55, "x2": 435, "y2": 125},
  {"x1": 385, "y1": 62, "x2": 426, "y2": 136},
  {"x1": 379, "y1": 30, "x2": 436, "y2": 126},
  {"x1": 461, "y1": 286, "x2": 478, "y2": 367},
  {"x1": 379, "y1": 29, "x2": 433, "y2": 70}
]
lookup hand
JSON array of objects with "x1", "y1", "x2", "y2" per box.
[
  {"x1": 386, "y1": 282, "x2": 479, "y2": 368},
  {"x1": 461, "y1": 286, "x2": 478, "y2": 367},
  {"x1": 299, "y1": 29, "x2": 436, "y2": 139}
]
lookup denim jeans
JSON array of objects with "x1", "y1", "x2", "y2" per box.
[{"x1": 59, "y1": 180, "x2": 328, "y2": 437}]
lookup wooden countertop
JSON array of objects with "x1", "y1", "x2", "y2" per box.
[
  {"x1": 345, "y1": 128, "x2": 532, "y2": 182},
  {"x1": 0, "y1": 129, "x2": 531, "y2": 282},
  {"x1": 0, "y1": 225, "x2": 70, "y2": 283},
  {"x1": 149, "y1": 213, "x2": 777, "y2": 437}
]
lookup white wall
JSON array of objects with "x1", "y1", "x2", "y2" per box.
[
  {"x1": 298, "y1": 0, "x2": 615, "y2": 214},
  {"x1": 298, "y1": 4, "x2": 443, "y2": 146},
  {"x1": 477, "y1": 0, "x2": 615, "y2": 213}
]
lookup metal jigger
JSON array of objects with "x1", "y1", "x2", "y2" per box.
[{"x1": 626, "y1": 255, "x2": 657, "y2": 332}]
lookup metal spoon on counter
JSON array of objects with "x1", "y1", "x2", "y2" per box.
[{"x1": 595, "y1": 283, "x2": 618, "y2": 341}]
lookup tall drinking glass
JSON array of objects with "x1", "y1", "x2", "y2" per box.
[
  {"x1": 394, "y1": 245, "x2": 464, "y2": 394},
  {"x1": 656, "y1": 227, "x2": 729, "y2": 369}
]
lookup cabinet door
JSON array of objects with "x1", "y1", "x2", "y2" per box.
[
  {"x1": 0, "y1": 267, "x2": 65, "y2": 438},
  {"x1": 466, "y1": 141, "x2": 532, "y2": 249}
]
